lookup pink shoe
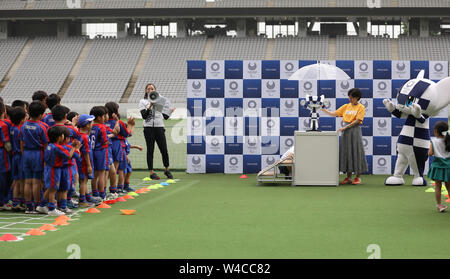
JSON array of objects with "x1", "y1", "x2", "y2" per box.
[{"x1": 437, "y1": 204, "x2": 448, "y2": 212}]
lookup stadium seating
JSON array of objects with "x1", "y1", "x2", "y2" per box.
[
  {"x1": 0, "y1": 0, "x2": 26, "y2": 10},
  {"x1": 63, "y1": 37, "x2": 146, "y2": 103},
  {"x1": 209, "y1": 36, "x2": 267, "y2": 60},
  {"x1": 336, "y1": 35, "x2": 392, "y2": 60},
  {"x1": 0, "y1": 37, "x2": 27, "y2": 82},
  {"x1": 128, "y1": 36, "x2": 207, "y2": 104},
  {"x1": 271, "y1": 36, "x2": 329, "y2": 60},
  {"x1": 0, "y1": 37, "x2": 86, "y2": 103},
  {"x1": 398, "y1": 36, "x2": 450, "y2": 61}
]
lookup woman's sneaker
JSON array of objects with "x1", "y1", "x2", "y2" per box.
[
  {"x1": 352, "y1": 177, "x2": 362, "y2": 185},
  {"x1": 437, "y1": 204, "x2": 448, "y2": 212},
  {"x1": 164, "y1": 171, "x2": 174, "y2": 179},
  {"x1": 340, "y1": 177, "x2": 352, "y2": 185},
  {"x1": 150, "y1": 173, "x2": 160, "y2": 180}
]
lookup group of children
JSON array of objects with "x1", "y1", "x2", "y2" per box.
[{"x1": 0, "y1": 91, "x2": 142, "y2": 216}]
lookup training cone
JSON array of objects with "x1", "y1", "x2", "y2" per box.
[
  {"x1": 97, "y1": 203, "x2": 111, "y2": 209},
  {"x1": 52, "y1": 219, "x2": 69, "y2": 226},
  {"x1": 446, "y1": 198, "x2": 450, "y2": 203},
  {"x1": 104, "y1": 199, "x2": 117, "y2": 204},
  {"x1": 135, "y1": 189, "x2": 146, "y2": 194},
  {"x1": 166, "y1": 179, "x2": 176, "y2": 184},
  {"x1": 26, "y1": 229, "x2": 45, "y2": 236},
  {"x1": 0, "y1": 234, "x2": 18, "y2": 242},
  {"x1": 40, "y1": 224, "x2": 57, "y2": 231},
  {"x1": 240, "y1": 175, "x2": 248, "y2": 179},
  {"x1": 120, "y1": 209, "x2": 136, "y2": 215},
  {"x1": 142, "y1": 177, "x2": 152, "y2": 181},
  {"x1": 55, "y1": 215, "x2": 72, "y2": 222},
  {"x1": 128, "y1": 192, "x2": 139, "y2": 196},
  {"x1": 115, "y1": 197, "x2": 127, "y2": 202},
  {"x1": 161, "y1": 182, "x2": 169, "y2": 186},
  {"x1": 425, "y1": 188, "x2": 435, "y2": 193},
  {"x1": 140, "y1": 188, "x2": 150, "y2": 192},
  {"x1": 85, "y1": 208, "x2": 101, "y2": 213},
  {"x1": 148, "y1": 185, "x2": 159, "y2": 190},
  {"x1": 123, "y1": 195, "x2": 135, "y2": 200}
]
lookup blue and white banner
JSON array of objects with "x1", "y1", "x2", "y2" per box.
[{"x1": 187, "y1": 60, "x2": 449, "y2": 174}]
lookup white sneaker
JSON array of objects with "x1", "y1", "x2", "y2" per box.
[
  {"x1": 36, "y1": 206, "x2": 49, "y2": 214},
  {"x1": 105, "y1": 193, "x2": 116, "y2": 200},
  {"x1": 47, "y1": 209, "x2": 65, "y2": 216},
  {"x1": 25, "y1": 210, "x2": 39, "y2": 215},
  {"x1": 58, "y1": 207, "x2": 73, "y2": 214}
]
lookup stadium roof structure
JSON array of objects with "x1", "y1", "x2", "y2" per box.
[{"x1": 1, "y1": 5, "x2": 450, "y2": 21}]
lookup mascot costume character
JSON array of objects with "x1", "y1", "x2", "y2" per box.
[{"x1": 383, "y1": 70, "x2": 450, "y2": 186}]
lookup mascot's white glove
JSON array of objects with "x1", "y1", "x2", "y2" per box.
[
  {"x1": 383, "y1": 99, "x2": 396, "y2": 113},
  {"x1": 410, "y1": 103, "x2": 422, "y2": 119}
]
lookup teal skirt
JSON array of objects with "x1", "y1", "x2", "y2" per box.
[{"x1": 427, "y1": 158, "x2": 450, "y2": 182}]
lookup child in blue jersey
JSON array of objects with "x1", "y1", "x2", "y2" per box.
[
  {"x1": 105, "y1": 102, "x2": 136, "y2": 194},
  {"x1": 37, "y1": 126, "x2": 80, "y2": 216},
  {"x1": 90, "y1": 106, "x2": 110, "y2": 201},
  {"x1": 123, "y1": 139, "x2": 143, "y2": 191},
  {"x1": 77, "y1": 114, "x2": 97, "y2": 206},
  {"x1": 51, "y1": 105, "x2": 81, "y2": 210},
  {"x1": 0, "y1": 101, "x2": 12, "y2": 211},
  {"x1": 20, "y1": 101, "x2": 48, "y2": 214},
  {"x1": 41, "y1": 94, "x2": 61, "y2": 127},
  {"x1": 104, "y1": 112, "x2": 119, "y2": 199},
  {"x1": 58, "y1": 128, "x2": 79, "y2": 213},
  {"x1": 10, "y1": 107, "x2": 27, "y2": 211}
]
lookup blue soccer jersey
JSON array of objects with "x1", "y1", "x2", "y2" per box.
[
  {"x1": 10, "y1": 125, "x2": 22, "y2": 179},
  {"x1": 42, "y1": 113, "x2": 55, "y2": 127},
  {"x1": 20, "y1": 120, "x2": 48, "y2": 150}
]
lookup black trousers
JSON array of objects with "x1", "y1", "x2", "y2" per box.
[{"x1": 143, "y1": 127, "x2": 170, "y2": 171}]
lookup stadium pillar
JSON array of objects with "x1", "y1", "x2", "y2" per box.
[
  {"x1": 409, "y1": 18, "x2": 420, "y2": 36},
  {"x1": 177, "y1": 20, "x2": 188, "y2": 38},
  {"x1": 236, "y1": 19, "x2": 246, "y2": 37},
  {"x1": 420, "y1": 18, "x2": 429, "y2": 38},
  {"x1": 358, "y1": 18, "x2": 368, "y2": 37},
  {"x1": 57, "y1": 21, "x2": 69, "y2": 38},
  {"x1": 297, "y1": 19, "x2": 307, "y2": 37},
  {"x1": 117, "y1": 21, "x2": 127, "y2": 38},
  {"x1": 0, "y1": 21, "x2": 7, "y2": 39}
]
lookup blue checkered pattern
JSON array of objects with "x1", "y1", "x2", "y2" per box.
[{"x1": 187, "y1": 60, "x2": 449, "y2": 174}]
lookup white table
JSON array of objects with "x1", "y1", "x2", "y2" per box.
[{"x1": 293, "y1": 131, "x2": 339, "y2": 186}]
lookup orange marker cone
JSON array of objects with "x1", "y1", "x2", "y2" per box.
[
  {"x1": 135, "y1": 189, "x2": 146, "y2": 194},
  {"x1": 141, "y1": 188, "x2": 150, "y2": 192},
  {"x1": 85, "y1": 208, "x2": 101, "y2": 213},
  {"x1": 0, "y1": 234, "x2": 18, "y2": 241},
  {"x1": 115, "y1": 197, "x2": 127, "y2": 202},
  {"x1": 55, "y1": 215, "x2": 72, "y2": 222},
  {"x1": 26, "y1": 229, "x2": 45, "y2": 236},
  {"x1": 123, "y1": 195, "x2": 134, "y2": 200},
  {"x1": 97, "y1": 203, "x2": 111, "y2": 209},
  {"x1": 52, "y1": 219, "x2": 69, "y2": 226},
  {"x1": 240, "y1": 175, "x2": 248, "y2": 179},
  {"x1": 104, "y1": 199, "x2": 117, "y2": 204},
  {"x1": 120, "y1": 209, "x2": 136, "y2": 215},
  {"x1": 39, "y1": 224, "x2": 57, "y2": 231},
  {"x1": 446, "y1": 194, "x2": 449, "y2": 198}
]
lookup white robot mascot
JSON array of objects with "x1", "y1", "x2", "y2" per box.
[
  {"x1": 300, "y1": 94, "x2": 330, "y2": 131},
  {"x1": 383, "y1": 70, "x2": 450, "y2": 186}
]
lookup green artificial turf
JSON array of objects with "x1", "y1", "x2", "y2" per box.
[{"x1": 0, "y1": 172, "x2": 449, "y2": 259}]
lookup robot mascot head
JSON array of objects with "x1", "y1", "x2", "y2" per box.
[{"x1": 395, "y1": 70, "x2": 450, "y2": 117}]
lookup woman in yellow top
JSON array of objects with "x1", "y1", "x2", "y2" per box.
[{"x1": 322, "y1": 88, "x2": 368, "y2": 185}]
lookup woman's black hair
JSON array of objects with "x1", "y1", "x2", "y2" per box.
[
  {"x1": 144, "y1": 83, "x2": 156, "y2": 100},
  {"x1": 434, "y1": 121, "x2": 450, "y2": 152},
  {"x1": 348, "y1": 88, "x2": 362, "y2": 101}
]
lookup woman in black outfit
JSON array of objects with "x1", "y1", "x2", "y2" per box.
[{"x1": 139, "y1": 83, "x2": 175, "y2": 180}]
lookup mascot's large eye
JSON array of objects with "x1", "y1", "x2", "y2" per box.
[{"x1": 406, "y1": 96, "x2": 416, "y2": 107}]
